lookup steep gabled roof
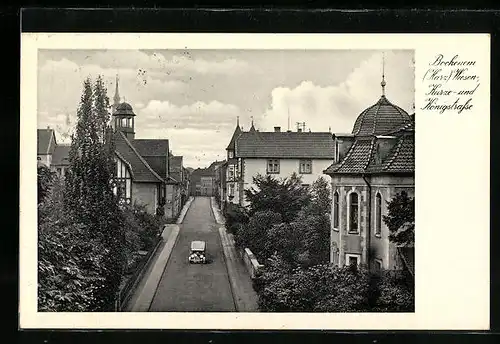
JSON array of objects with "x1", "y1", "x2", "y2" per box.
[
  {"x1": 235, "y1": 131, "x2": 335, "y2": 159},
  {"x1": 114, "y1": 131, "x2": 165, "y2": 183},
  {"x1": 169, "y1": 156, "x2": 184, "y2": 183},
  {"x1": 37, "y1": 128, "x2": 57, "y2": 155},
  {"x1": 226, "y1": 125, "x2": 242, "y2": 150},
  {"x1": 133, "y1": 139, "x2": 169, "y2": 156},
  {"x1": 52, "y1": 144, "x2": 71, "y2": 166}
]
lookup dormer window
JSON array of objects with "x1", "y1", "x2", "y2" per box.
[{"x1": 228, "y1": 151, "x2": 234, "y2": 158}]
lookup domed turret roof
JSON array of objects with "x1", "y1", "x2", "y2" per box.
[
  {"x1": 352, "y1": 95, "x2": 411, "y2": 136},
  {"x1": 114, "y1": 102, "x2": 135, "y2": 116}
]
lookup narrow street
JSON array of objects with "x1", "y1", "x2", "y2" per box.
[{"x1": 148, "y1": 197, "x2": 236, "y2": 312}]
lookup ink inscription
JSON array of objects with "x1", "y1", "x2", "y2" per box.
[{"x1": 421, "y1": 54, "x2": 480, "y2": 114}]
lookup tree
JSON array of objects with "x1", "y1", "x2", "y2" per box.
[
  {"x1": 38, "y1": 178, "x2": 107, "y2": 311},
  {"x1": 63, "y1": 76, "x2": 126, "y2": 310},
  {"x1": 301, "y1": 176, "x2": 331, "y2": 217},
  {"x1": 244, "y1": 173, "x2": 310, "y2": 223},
  {"x1": 235, "y1": 210, "x2": 282, "y2": 262},
  {"x1": 37, "y1": 165, "x2": 55, "y2": 204},
  {"x1": 383, "y1": 191, "x2": 414, "y2": 246}
]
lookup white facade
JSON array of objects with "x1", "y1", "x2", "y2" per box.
[{"x1": 240, "y1": 157, "x2": 333, "y2": 206}]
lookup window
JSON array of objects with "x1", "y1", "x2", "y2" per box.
[
  {"x1": 228, "y1": 183, "x2": 235, "y2": 197},
  {"x1": 333, "y1": 191, "x2": 339, "y2": 230},
  {"x1": 348, "y1": 192, "x2": 359, "y2": 234},
  {"x1": 37, "y1": 157, "x2": 41, "y2": 161},
  {"x1": 57, "y1": 167, "x2": 62, "y2": 176},
  {"x1": 228, "y1": 151, "x2": 234, "y2": 158},
  {"x1": 299, "y1": 159, "x2": 312, "y2": 174},
  {"x1": 228, "y1": 166, "x2": 235, "y2": 179},
  {"x1": 267, "y1": 159, "x2": 280, "y2": 174},
  {"x1": 375, "y1": 193, "x2": 382, "y2": 236},
  {"x1": 374, "y1": 259, "x2": 383, "y2": 272},
  {"x1": 115, "y1": 157, "x2": 132, "y2": 204},
  {"x1": 346, "y1": 253, "x2": 360, "y2": 267}
]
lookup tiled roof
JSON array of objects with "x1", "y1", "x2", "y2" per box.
[
  {"x1": 226, "y1": 125, "x2": 242, "y2": 150},
  {"x1": 352, "y1": 96, "x2": 412, "y2": 136},
  {"x1": 52, "y1": 144, "x2": 71, "y2": 166},
  {"x1": 324, "y1": 137, "x2": 375, "y2": 174},
  {"x1": 324, "y1": 132, "x2": 414, "y2": 175},
  {"x1": 143, "y1": 156, "x2": 168, "y2": 179},
  {"x1": 114, "y1": 131, "x2": 165, "y2": 183},
  {"x1": 132, "y1": 139, "x2": 169, "y2": 156},
  {"x1": 37, "y1": 129, "x2": 57, "y2": 155},
  {"x1": 235, "y1": 131, "x2": 335, "y2": 158},
  {"x1": 368, "y1": 133, "x2": 414, "y2": 173},
  {"x1": 169, "y1": 156, "x2": 184, "y2": 184}
]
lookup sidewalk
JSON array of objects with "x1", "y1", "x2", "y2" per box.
[
  {"x1": 211, "y1": 197, "x2": 259, "y2": 312},
  {"x1": 125, "y1": 196, "x2": 194, "y2": 312}
]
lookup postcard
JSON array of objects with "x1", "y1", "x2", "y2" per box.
[{"x1": 20, "y1": 32, "x2": 490, "y2": 330}]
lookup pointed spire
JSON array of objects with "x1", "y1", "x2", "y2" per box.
[
  {"x1": 381, "y1": 53, "x2": 386, "y2": 97},
  {"x1": 114, "y1": 74, "x2": 121, "y2": 105},
  {"x1": 249, "y1": 116, "x2": 256, "y2": 132},
  {"x1": 236, "y1": 116, "x2": 240, "y2": 128}
]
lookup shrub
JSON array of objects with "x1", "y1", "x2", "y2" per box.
[
  {"x1": 235, "y1": 211, "x2": 282, "y2": 262},
  {"x1": 223, "y1": 202, "x2": 249, "y2": 235}
]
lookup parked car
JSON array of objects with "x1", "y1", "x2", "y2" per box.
[{"x1": 188, "y1": 240, "x2": 207, "y2": 264}]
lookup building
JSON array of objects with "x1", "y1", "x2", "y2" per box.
[
  {"x1": 189, "y1": 160, "x2": 225, "y2": 197},
  {"x1": 37, "y1": 76, "x2": 183, "y2": 219},
  {"x1": 37, "y1": 127, "x2": 70, "y2": 179},
  {"x1": 169, "y1": 155, "x2": 190, "y2": 215},
  {"x1": 227, "y1": 120, "x2": 336, "y2": 208},
  {"x1": 323, "y1": 75, "x2": 415, "y2": 275}
]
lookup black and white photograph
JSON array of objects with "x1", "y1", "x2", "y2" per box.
[
  {"x1": 36, "y1": 48, "x2": 415, "y2": 313},
  {"x1": 20, "y1": 32, "x2": 489, "y2": 330}
]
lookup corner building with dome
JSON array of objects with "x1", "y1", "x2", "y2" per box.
[{"x1": 323, "y1": 79, "x2": 415, "y2": 275}]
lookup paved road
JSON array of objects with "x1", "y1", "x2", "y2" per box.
[{"x1": 149, "y1": 197, "x2": 236, "y2": 312}]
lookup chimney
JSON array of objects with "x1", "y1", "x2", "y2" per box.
[
  {"x1": 274, "y1": 126, "x2": 281, "y2": 132},
  {"x1": 297, "y1": 128, "x2": 302, "y2": 133}
]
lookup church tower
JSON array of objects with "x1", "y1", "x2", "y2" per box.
[{"x1": 112, "y1": 75, "x2": 136, "y2": 141}]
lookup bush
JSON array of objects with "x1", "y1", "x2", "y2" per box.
[
  {"x1": 235, "y1": 211, "x2": 282, "y2": 262},
  {"x1": 371, "y1": 269, "x2": 414, "y2": 312},
  {"x1": 224, "y1": 202, "x2": 249, "y2": 235},
  {"x1": 38, "y1": 179, "x2": 107, "y2": 311}
]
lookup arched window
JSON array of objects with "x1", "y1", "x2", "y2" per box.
[
  {"x1": 348, "y1": 192, "x2": 359, "y2": 234},
  {"x1": 375, "y1": 193, "x2": 382, "y2": 236},
  {"x1": 333, "y1": 191, "x2": 339, "y2": 230}
]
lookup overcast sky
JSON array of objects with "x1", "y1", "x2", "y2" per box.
[{"x1": 37, "y1": 49, "x2": 414, "y2": 168}]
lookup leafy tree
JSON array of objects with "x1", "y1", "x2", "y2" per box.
[
  {"x1": 235, "y1": 210, "x2": 282, "y2": 262},
  {"x1": 383, "y1": 191, "x2": 415, "y2": 246},
  {"x1": 63, "y1": 76, "x2": 126, "y2": 310},
  {"x1": 38, "y1": 178, "x2": 107, "y2": 311},
  {"x1": 301, "y1": 176, "x2": 331, "y2": 217},
  {"x1": 37, "y1": 165, "x2": 55, "y2": 204},
  {"x1": 244, "y1": 173, "x2": 310, "y2": 223},
  {"x1": 224, "y1": 202, "x2": 249, "y2": 234}
]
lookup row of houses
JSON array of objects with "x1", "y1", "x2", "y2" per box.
[
  {"x1": 37, "y1": 78, "x2": 191, "y2": 221},
  {"x1": 216, "y1": 78, "x2": 415, "y2": 276}
]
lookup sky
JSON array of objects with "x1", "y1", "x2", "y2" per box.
[{"x1": 37, "y1": 49, "x2": 415, "y2": 169}]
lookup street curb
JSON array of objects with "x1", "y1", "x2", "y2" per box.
[
  {"x1": 176, "y1": 196, "x2": 194, "y2": 225},
  {"x1": 128, "y1": 198, "x2": 194, "y2": 311},
  {"x1": 210, "y1": 196, "x2": 225, "y2": 225}
]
